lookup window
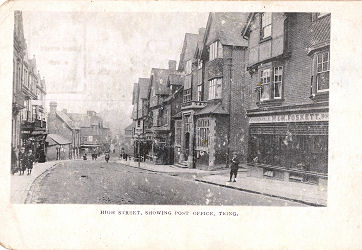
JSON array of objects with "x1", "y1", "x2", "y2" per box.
[
  {"x1": 196, "y1": 119, "x2": 209, "y2": 148},
  {"x1": 261, "y1": 12, "x2": 272, "y2": 39},
  {"x1": 184, "y1": 115, "x2": 192, "y2": 133},
  {"x1": 137, "y1": 120, "x2": 141, "y2": 128},
  {"x1": 197, "y1": 85, "x2": 203, "y2": 101},
  {"x1": 259, "y1": 69, "x2": 271, "y2": 101},
  {"x1": 88, "y1": 136, "x2": 93, "y2": 142},
  {"x1": 183, "y1": 89, "x2": 191, "y2": 103},
  {"x1": 208, "y1": 78, "x2": 222, "y2": 100},
  {"x1": 32, "y1": 106, "x2": 37, "y2": 121},
  {"x1": 209, "y1": 41, "x2": 222, "y2": 61},
  {"x1": 273, "y1": 66, "x2": 283, "y2": 98},
  {"x1": 316, "y1": 51, "x2": 329, "y2": 92},
  {"x1": 185, "y1": 60, "x2": 192, "y2": 74}
]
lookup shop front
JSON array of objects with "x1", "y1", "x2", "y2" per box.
[{"x1": 247, "y1": 110, "x2": 328, "y2": 184}]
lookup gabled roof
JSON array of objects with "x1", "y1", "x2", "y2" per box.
[
  {"x1": 203, "y1": 12, "x2": 249, "y2": 47},
  {"x1": 46, "y1": 134, "x2": 71, "y2": 146},
  {"x1": 132, "y1": 82, "x2": 139, "y2": 105},
  {"x1": 138, "y1": 78, "x2": 151, "y2": 99},
  {"x1": 167, "y1": 72, "x2": 185, "y2": 86},
  {"x1": 195, "y1": 102, "x2": 229, "y2": 116},
  {"x1": 56, "y1": 111, "x2": 79, "y2": 130},
  {"x1": 178, "y1": 33, "x2": 199, "y2": 71},
  {"x1": 150, "y1": 68, "x2": 174, "y2": 95},
  {"x1": 194, "y1": 28, "x2": 206, "y2": 59}
]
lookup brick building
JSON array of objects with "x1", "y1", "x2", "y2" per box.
[
  {"x1": 67, "y1": 111, "x2": 111, "y2": 155},
  {"x1": 242, "y1": 12, "x2": 330, "y2": 183},
  {"x1": 132, "y1": 78, "x2": 152, "y2": 160},
  {"x1": 12, "y1": 11, "x2": 47, "y2": 162},
  {"x1": 145, "y1": 61, "x2": 179, "y2": 164},
  {"x1": 47, "y1": 102, "x2": 81, "y2": 159},
  {"x1": 175, "y1": 13, "x2": 249, "y2": 169}
]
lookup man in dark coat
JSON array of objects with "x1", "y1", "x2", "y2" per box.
[
  {"x1": 24, "y1": 149, "x2": 35, "y2": 175},
  {"x1": 228, "y1": 151, "x2": 240, "y2": 182},
  {"x1": 18, "y1": 147, "x2": 26, "y2": 175}
]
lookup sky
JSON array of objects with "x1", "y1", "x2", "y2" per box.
[{"x1": 22, "y1": 11, "x2": 209, "y2": 133}]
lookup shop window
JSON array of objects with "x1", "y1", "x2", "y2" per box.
[
  {"x1": 208, "y1": 78, "x2": 222, "y2": 100},
  {"x1": 261, "y1": 12, "x2": 272, "y2": 40},
  {"x1": 209, "y1": 41, "x2": 222, "y2": 61},
  {"x1": 196, "y1": 119, "x2": 210, "y2": 148}
]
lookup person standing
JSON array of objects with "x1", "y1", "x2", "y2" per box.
[
  {"x1": 18, "y1": 147, "x2": 26, "y2": 175},
  {"x1": 228, "y1": 151, "x2": 240, "y2": 182},
  {"x1": 25, "y1": 149, "x2": 35, "y2": 175}
]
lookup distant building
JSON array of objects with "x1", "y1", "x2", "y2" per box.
[
  {"x1": 68, "y1": 111, "x2": 111, "y2": 154},
  {"x1": 47, "y1": 102, "x2": 81, "y2": 159},
  {"x1": 46, "y1": 134, "x2": 71, "y2": 161}
]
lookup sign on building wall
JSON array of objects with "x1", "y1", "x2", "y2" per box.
[{"x1": 249, "y1": 112, "x2": 329, "y2": 124}]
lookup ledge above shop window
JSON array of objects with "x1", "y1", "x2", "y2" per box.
[{"x1": 256, "y1": 98, "x2": 284, "y2": 108}]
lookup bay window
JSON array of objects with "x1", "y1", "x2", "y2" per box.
[
  {"x1": 209, "y1": 41, "x2": 222, "y2": 61},
  {"x1": 261, "y1": 12, "x2": 272, "y2": 39},
  {"x1": 208, "y1": 78, "x2": 222, "y2": 100},
  {"x1": 316, "y1": 51, "x2": 329, "y2": 92}
]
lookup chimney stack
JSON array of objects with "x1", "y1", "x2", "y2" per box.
[
  {"x1": 168, "y1": 60, "x2": 176, "y2": 71},
  {"x1": 49, "y1": 102, "x2": 57, "y2": 114}
]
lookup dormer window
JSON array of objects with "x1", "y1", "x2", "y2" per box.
[
  {"x1": 209, "y1": 41, "x2": 222, "y2": 61},
  {"x1": 261, "y1": 12, "x2": 272, "y2": 39}
]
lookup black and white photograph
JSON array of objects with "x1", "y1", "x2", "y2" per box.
[
  {"x1": 2, "y1": 0, "x2": 362, "y2": 249},
  {"x1": 10, "y1": 11, "x2": 330, "y2": 206}
]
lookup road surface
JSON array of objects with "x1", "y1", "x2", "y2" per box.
[{"x1": 26, "y1": 159, "x2": 305, "y2": 206}]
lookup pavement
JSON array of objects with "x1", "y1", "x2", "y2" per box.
[
  {"x1": 117, "y1": 157, "x2": 327, "y2": 206},
  {"x1": 10, "y1": 160, "x2": 70, "y2": 203}
]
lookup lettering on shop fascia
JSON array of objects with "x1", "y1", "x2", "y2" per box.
[{"x1": 249, "y1": 112, "x2": 329, "y2": 124}]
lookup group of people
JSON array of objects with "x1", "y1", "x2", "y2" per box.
[{"x1": 11, "y1": 147, "x2": 36, "y2": 175}]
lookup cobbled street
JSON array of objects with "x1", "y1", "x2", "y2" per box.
[{"x1": 25, "y1": 158, "x2": 305, "y2": 206}]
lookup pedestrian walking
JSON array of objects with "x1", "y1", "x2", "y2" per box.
[
  {"x1": 24, "y1": 149, "x2": 35, "y2": 175},
  {"x1": 18, "y1": 147, "x2": 26, "y2": 175},
  {"x1": 105, "y1": 152, "x2": 110, "y2": 163},
  {"x1": 228, "y1": 151, "x2": 240, "y2": 182}
]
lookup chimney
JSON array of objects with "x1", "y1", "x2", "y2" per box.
[
  {"x1": 49, "y1": 102, "x2": 57, "y2": 114},
  {"x1": 168, "y1": 60, "x2": 176, "y2": 71}
]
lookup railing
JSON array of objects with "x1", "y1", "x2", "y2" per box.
[
  {"x1": 181, "y1": 100, "x2": 207, "y2": 110},
  {"x1": 21, "y1": 119, "x2": 46, "y2": 131}
]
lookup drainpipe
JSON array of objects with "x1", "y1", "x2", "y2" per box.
[{"x1": 226, "y1": 47, "x2": 233, "y2": 168}]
